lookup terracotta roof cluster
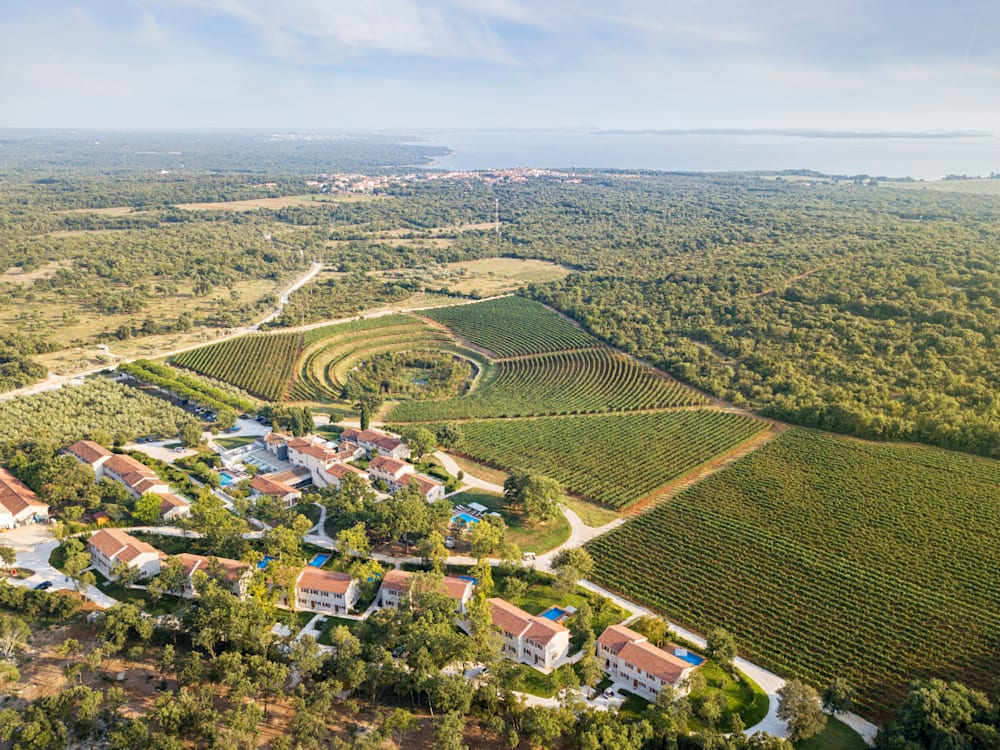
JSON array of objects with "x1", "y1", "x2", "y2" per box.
[
  {"x1": 250, "y1": 474, "x2": 300, "y2": 498},
  {"x1": 0, "y1": 467, "x2": 48, "y2": 518},
  {"x1": 369, "y1": 455, "x2": 412, "y2": 477},
  {"x1": 297, "y1": 568, "x2": 355, "y2": 595},
  {"x1": 176, "y1": 553, "x2": 248, "y2": 583},
  {"x1": 267, "y1": 467, "x2": 312, "y2": 486},
  {"x1": 380, "y1": 569, "x2": 473, "y2": 602},
  {"x1": 158, "y1": 493, "x2": 190, "y2": 515},
  {"x1": 288, "y1": 438, "x2": 340, "y2": 464},
  {"x1": 322, "y1": 462, "x2": 367, "y2": 481},
  {"x1": 488, "y1": 598, "x2": 568, "y2": 645},
  {"x1": 408, "y1": 474, "x2": 443, "y2": 496},
  {"x1": 597, "y1": 624, "x2": 692, "y2": 686},
  {"x1": 341, "y1": 428, "x2": 405, "y2": 452},
  {"x1": 88, "y1": 528, "x2": 163, "y2": 564},
  {"x1": 104, "y1": 454, "x2": 165, "y2": 495},
  {"x1": 65, "y1": 440, "x2": 113, "y2": 465}
]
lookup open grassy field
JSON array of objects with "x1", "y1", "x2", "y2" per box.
[
  {"x1": 448, "y1": 489, "x2": 570, "y2": 553},
  {"x1": 175, "y1": 193, "x2": 378, "y2": 211},
  {"x1": 587, "y1": 428, "x2": 1000, "y2": 719},
  {"x1": 8, "y1": 275, "x2": 290, "y2": 352},
  {"x1": 432, "y1": 410, "x2": 769, "y2": 509},
  {"x1": 885, "y1": 178, "x2": 1000, "y2": 194},
  {"x1": 373, "y1": 257, "x2": 572, "y2": 297}
]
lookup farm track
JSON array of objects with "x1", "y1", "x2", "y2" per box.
[{"x1": 622, "y1": 423, "x2": 787, "y2": 516}]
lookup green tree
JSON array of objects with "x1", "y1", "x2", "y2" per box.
[
  {"x1": 432, "y1": 711, "x2": 468, "y2": 750},
  {"x1": 505, "y1": 471, "x2": 561, "y2": 524},
  {"x1": 0, "y1": 545, "x2": 15, "y2": 569},
  {"x1": 875, "y1": 679, "x2": 997, "y2": 750},
  {"x1": 133, "y1": 491, "x2": 164, "y2": 525},
  {"x1": 419, "y1": 531, "x2": 448, "y2": 574},
  {"x1": 551, "y1": 547, "x2": 594, "y2": 595},
  {"x1": 335, "y1": 522, "x2": 370, "y2": 560},
  {"x1": 402, "y1": 427, "x2": 437, "y2": 460},
  {"x1": 179, "y1": 421, "x2": 203, "y2": 448},
  {"x1": 0, "y1": 614, "x2": 30, "y2": 659},
  {"x1": 822, "y1": 677, "x2": 855, "y2": 715},
  {"x1": 777, "y1": 679, "x2": 827, "y2": 742},
  {"x1": 706, "y1": 627, "x2": 737, "y2": 671}
]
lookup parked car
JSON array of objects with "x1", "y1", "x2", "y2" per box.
[
  {"x1": 173, "y1": 446, "x2": 186, "y2": 453},
  {"x1": 34, "y1": 581, "x2": 53, "y2": 590}
]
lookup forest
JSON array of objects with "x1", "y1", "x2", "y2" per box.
[{"x1": 2, "y1": 135, "x2": 999, "y2": 453}]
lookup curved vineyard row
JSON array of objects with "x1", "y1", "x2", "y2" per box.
[
  {"x1": 289, "y1": 315, "x2": 490, "y2": 402},
  {"x1": 586, "y1": 429, "x2": 1000, "y2": 719},
  {"x1": 427, "y1": 410, "x2": 767, "y2": 508},
  {"x1": 172, "y1": 332, "x2": 303, "y2": 401},
  {"x1": 421, "y1": 296, "x2": 598, "y2": 357},
  {"x1": 390, "y1": 348, "x2": 707, "y2": 421}
]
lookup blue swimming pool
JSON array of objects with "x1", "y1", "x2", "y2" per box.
[
  {"x1": 539, "y1": 606, "x2": 568, "y2": 622},
  {"x1": 673, "y1": 648, "x2": 705, "y2": 666},
  {"x1": 257, "y1": 556, "x2": 275, "y2": 570},
  {"x1": 451, "y1": 512, "x2": 480, "y2": 525},
  {"x1": 219, "y1": 472, "x2": 237, "y2": 487},
  {"x1": 309, "y1": 553, "x2": 331, "y2": 567}
]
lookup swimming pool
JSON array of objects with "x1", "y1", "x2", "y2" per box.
[
  {"x1": 451, "y1": 512, "x2": 480, "y2": 525},
  {"x1": 257, "y1": 556, "x2": 275, "y2": 570},
  {"x1": 219, "y1": 472, "x2": 237, "y2": 487},
  {"x1": 539, "y1": 606, "x2": 568, "y2": 622},
  {"x1": 672, "y1": 648, "x2": 705, "y2": 666},
  {"x1": 309, "y1": 553, "x2": 331, "y2": 567}
]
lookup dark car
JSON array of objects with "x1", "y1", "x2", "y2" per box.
[{"x1": 33, "y1": 580, "x2": 53, "y2": 590}]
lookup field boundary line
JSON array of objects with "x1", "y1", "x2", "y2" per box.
[{"x1": 623, "y1": 423, "x2": 787, "y2": 516}]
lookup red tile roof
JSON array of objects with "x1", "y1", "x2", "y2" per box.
[
  {"x1": 250, "y1": 475, "x2": 300, "y2": 497},
  {"x1": 65, "y1": 440, "x2": 113, "y2": 465},
  {"x1": 176, "y1": 553, "x2": 248, "y2": 583},
  {"x1": 408, "y1": 474, "x2": 443, "y2": 496},
  {"x1": 597, "y1": 624, "x2": 692, "y2": 686},
  {"x1": 297, "y1": 568, "x2": 355, "y2": 595},
  {"x1": 369, "y1": 455, "x2": 412, "y2": 476},
  {"x1": 0, "y1": 467, "x2": 48, "y2": 517},
  {"x1": 88, "y1": 528, "x2": 161, "y2": 563},
  {"x1": 488, "y1": 597, "x2": 568, "y2": 645}
]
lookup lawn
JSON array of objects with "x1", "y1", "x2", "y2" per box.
[
  {"x1": 511, "y1": 663, "x2": 560, "y2": 698},
  {"x1": 215, "y1": 435, "x2": 258, "y2": 450},
  {"x1": 687, "y1": 661, "x2": 770, "y2": 730},
  {"x1": 795, "y1": 717, "x2": 867, "y2": 750},
  {"x1": 448, "y1": 489, "x2": 570, "y2": 554},
  {"x1": 619, "y1": 690, "x2": 650, "y2": 718}
]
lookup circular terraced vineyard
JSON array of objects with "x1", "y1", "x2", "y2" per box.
[
  {"x1": 288, "y1": 315, "x2": 490, "y2": 402},
  {"x1": 420, "y1": 296, "x2": 598, "y2": 357},
  {"x1": 390, "y1": 347, "x2": 707, "y2": 421}
]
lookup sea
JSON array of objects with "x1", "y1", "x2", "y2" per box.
[{"x1": 416, "y1": 130, "x2": 1000, "y2": 181}]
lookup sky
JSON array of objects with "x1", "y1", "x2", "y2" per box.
[{"x1": 1, "y1": 0, "x2": 999, "y2": 132}]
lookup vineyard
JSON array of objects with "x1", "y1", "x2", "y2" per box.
[
  {"x1": 420, "y1": 296, "x2": 598, "y2": 357},
  {"x1": 171, "y1": 331, "x2": 303, "y2": 401},
  {"x1": 586, "y1": 429, "x2": 1000, "y2": 719},
  {"x1": 431, "y1": 410, "x2": 768, "y2": 508},
  {"x1": 289, "y1": 315, "x2": 490, "y2": 401},
  {"x1": 390, "y1": 348, "x2": 706, "y2": 421}
]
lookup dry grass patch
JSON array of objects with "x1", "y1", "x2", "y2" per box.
[{"x1": 176, "y1": 193, "x2": 379, "y2": 211}]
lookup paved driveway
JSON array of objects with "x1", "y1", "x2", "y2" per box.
[{"x1": 4, "y1": 524, "x2": 118, "y2": 609}]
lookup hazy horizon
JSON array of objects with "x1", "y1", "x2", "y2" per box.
[{"x1": 2, "y1": 1, "x2": 998, "y2": 132}]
